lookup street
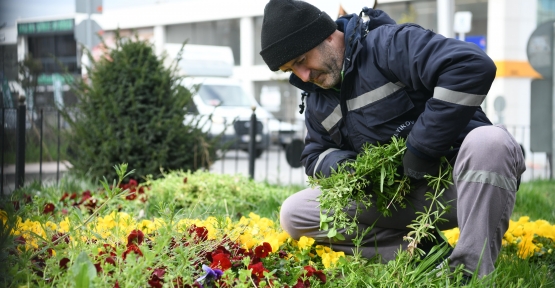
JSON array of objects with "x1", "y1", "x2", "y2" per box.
[{"x1": 210, "y1": 146, "x2": 309, "y2": 186}]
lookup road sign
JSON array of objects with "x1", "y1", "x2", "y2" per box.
[
  {"x1": 527, "y1": 21, "x2": 554, "y2": 79},
  {"x1": 74, "y1": 19, "x2": 102, "y2": 48},
  {"x1": 454, "y1": 11, "x2": 472, "y2": 34},
  {"x1": 76, "y1": 0, "x2": 103, "y2": 14},
  {"x1": 530, "y1": 79, "x2": 552, "y2": 153},
  {"x1": 17, "y1": 19, "x2": 74, "y2": 35}
]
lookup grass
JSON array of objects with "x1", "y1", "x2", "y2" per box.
[
  {"x1": 2, "y1": 171, "x2": 554, "y2": 287},
  {"x1": 2, "y1": 129, "x2": 69, "y2": 165},
  {"x1": 513, "y1": 180, "x2": 555, "y2": 222}
]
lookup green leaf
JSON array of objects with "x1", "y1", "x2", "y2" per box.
[
  {"x1": 70, "y1": 251, "x2": 97, "y2": 288},
  {"x1": 327, "y1": 228, "x2": 337, "y2": 238},
  {"x1": 334, "y1": 232, "x2": 346, "y2": 241}
]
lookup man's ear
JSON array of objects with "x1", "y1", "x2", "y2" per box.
[{"x1": 328, "y1": 30, "x2": 343, "y2": 44}]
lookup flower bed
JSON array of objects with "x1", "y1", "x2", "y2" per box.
[
  {"x1": 2, "y1": 169, "x2": 555, "y2": 287},
  {"x1": 5, "y1": 208, "x2": 344, "y2": 287},
  {"x1": 443, "y1": 216, "x2": 555, "y2": 259}
]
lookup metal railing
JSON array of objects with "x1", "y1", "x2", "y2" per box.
[{"x1": 1, "y1": 101, "x2": 551, "y2": 194}]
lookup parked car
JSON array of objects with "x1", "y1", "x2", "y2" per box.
[
  {"x1": 184, "y1": 77, "x2": 302, "y2": 157},
  {"x1": 167, "y1": 44, "x2": 303, "y2": 157}
]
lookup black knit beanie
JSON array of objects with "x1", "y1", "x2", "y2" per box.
[{"x1": 260, "y1": 0, "x2": 337, "y2": 71}]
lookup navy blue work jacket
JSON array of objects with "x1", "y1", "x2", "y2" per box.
[{"x1": 291, "y1": 9, "x2": 495, "y2": 178}]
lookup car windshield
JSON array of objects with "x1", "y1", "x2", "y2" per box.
[{"x1": 198, "y1": 84, "x2": 252, "y2": 107}]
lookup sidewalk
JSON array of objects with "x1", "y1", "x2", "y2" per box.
[{"x1": 2, "y1": 161, "x2": 72, "y2": 194}]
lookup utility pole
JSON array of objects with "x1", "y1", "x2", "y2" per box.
[{"x1": 437, "y1": 0, "x2": 454, "y2": 38}]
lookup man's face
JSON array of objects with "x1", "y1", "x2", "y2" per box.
[{"x1": 279, "y1": 40, "x2": 343, "y2": 89}]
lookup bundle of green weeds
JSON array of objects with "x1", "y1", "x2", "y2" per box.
[{"x1": 309, "y1": 137, "x2": 452, "y2": 243}]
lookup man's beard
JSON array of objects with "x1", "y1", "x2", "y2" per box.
[{"x1": 309, "y1": 42, "x2": 343, "y2": 89}]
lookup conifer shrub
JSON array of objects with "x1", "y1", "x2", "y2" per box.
[{"x1": 61, "y1": 32, "x2": 219, "y2": 181}]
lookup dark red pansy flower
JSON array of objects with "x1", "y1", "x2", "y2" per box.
[
  {"x1": 210, "y1": 253, "x2": 232, "y2": 271},
  {"x1": 127, "y1": 229, "x2": 145, "y2": 246},
  {"x1": 248, "y1": 262, "x2": 268, "y2": 278},
  {"x1": 125, "y1": 191, "x2": 137, "y2": 201},
  {"x1": 15, "y1": 235, "x2": 26, "y2": 245},
  {"x1": 278, "y1": 250, "x2": 288, "y2": 259},
  {"x1": 207, "y1": 246, "x2": 230, "y2": 262},
  {"x1": 70, "y1": 192, "x2": 78, "y2": 200},
  {"x1": 105, "y1": 255, "x2": 117, "y2": 266},
  {"x1": 94, "y1": 262, "x2": 102, "y2": 273},
  {"x1": 151, "y1": 268, "x2": 165, "y2": 279},
  {"x1": 114, "y1": 280, "x2": 120, "y2": 288},
  {"x1": 254, "y1": 242, "x2": 272, "y2": 258},
  {"x1": 303, "y1": 266, "x2": 326, "y2": 283},
  {"x1": 43, "y1": 203, "x2": 55, "y2": 214},
  {"x1": 303, "y1": 266, "x2": 315, "y2": 276},
  {"x1": 148, "y1": 268, "x2": 165, "y2": 288},
  {"x1": 51, "y1": 232, "x2": 68, "y2": 244},
  {"x1": 31, "y1": 256, "x2": 46, "y2": 277},
  {"x1": 187, "y1": 225, "x2": 208, "y2": 243},
  {"x1": 79, "y1": 190, "x2": 92, "y2": 204},
  {"x1": 84, "y1": 198, "x2": 98, "y2": 212},
  {"x1": 238, "y1": 247, "x2": 253, "y2": 258},
  {"x1": 293, "y1": 278, "x2": 310, "y2": 288},
  {"x1": 183, "y1": 177, "x2": 188, "y2": 184},
  {"x1": 129, "y1": 179, "x2": 138, "y2": 186},
  {"x1": 122, "y1": 244, "x2": 143, "y2": 260},
  {"x1": 99, "y1": 245, "x2": 118, "y2": 266},
  {"x1": 60, "y1": 192, "x2": 70, "y2": 201},
  {"x1": 59, "y1": 257, "x2": 70, "y2": 269}
]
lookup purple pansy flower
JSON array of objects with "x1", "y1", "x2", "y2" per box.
[{"x1": 195, "y1": 264, "x2": 223, "y2": 287}]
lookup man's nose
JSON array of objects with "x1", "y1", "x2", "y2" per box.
[{"x1": 294, "y1": 66, "x2": 311, "y2": 82}]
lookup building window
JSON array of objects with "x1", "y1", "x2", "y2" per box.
[
  {"x1": 28, "y1": 34, "x2": 78, "y2": 73},
  {"x1": 254, "y1": 16, "x2": 264, "y2": 66},
  {"x1": 166, "y1": 19, "x2": 241, "y2": 65},
  {"x1": 539, "y1": 0, "x2": 555, "y2": 24}
]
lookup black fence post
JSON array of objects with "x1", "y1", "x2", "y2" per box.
[
  {"x1": 0, "y1": 107, "x2": 4, "y2": 195},
  {"x1": 15, "y1": 95, "x2": 26, "y2": 189},
  {"x1": 248, "y1": 106, "x2": 257, "y2": 179}
]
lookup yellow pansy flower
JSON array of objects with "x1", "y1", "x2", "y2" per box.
[{"x1": 297, "y1": 236, "x2": 315, "y2": 250}]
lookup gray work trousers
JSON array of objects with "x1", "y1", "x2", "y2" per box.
[{"x1": 280, "y1": 125, "x2": 526, "y2": 277}]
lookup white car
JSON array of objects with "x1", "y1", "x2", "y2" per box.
[{"x1": 183, "y1": 77, "x2": 302, "y2": 158}]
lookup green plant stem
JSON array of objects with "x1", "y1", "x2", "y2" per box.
[{"x1": 29, "y1": 165, "x2": 132, "y2": 260}]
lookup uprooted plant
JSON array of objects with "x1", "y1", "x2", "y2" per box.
[{"x1": 309, "y1": 137, "x2": 453, "y2": 256}]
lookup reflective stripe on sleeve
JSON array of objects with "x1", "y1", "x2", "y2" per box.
[
  {"x1": 313, "y1": 148, "x2": 339, "y2": 178},
  {"x1": 434, "y1": 87, "x2": 486, "y2": 106},
  {"x1": 455, "y1": 170, "x2": 518, "y2": 191}
]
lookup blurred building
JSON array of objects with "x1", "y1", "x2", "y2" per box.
[
  {"x1": 3, "y1": 0, "x2": 555, "y2": 176},
  {"x1": 1, "y1": 16, "x2": 80, "y2": 108}
]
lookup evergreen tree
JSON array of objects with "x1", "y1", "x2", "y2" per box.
[{"x1": 61, "y1": 32, "x2": 219, "y2": 181}]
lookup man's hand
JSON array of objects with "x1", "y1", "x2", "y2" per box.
[{"x1": 402, "y1": 149, "x2": 440, "y2": 180}]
